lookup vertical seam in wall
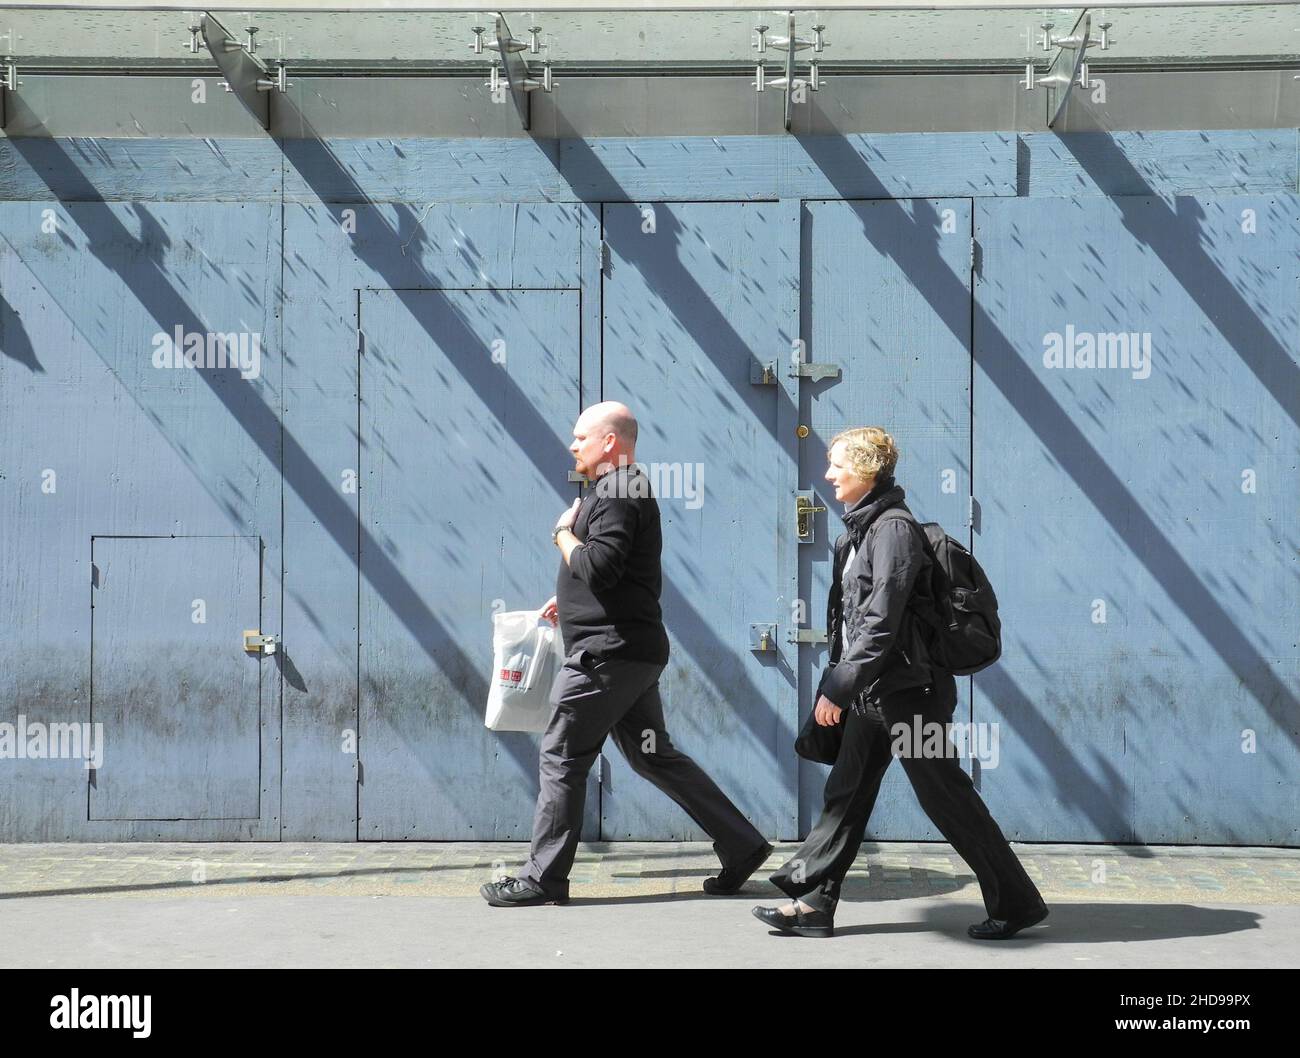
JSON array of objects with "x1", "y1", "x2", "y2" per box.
[
  {"x1": 596, "y1": 201, "x2": 605, "y2": 829},
  {"x1": 88, "y1": 536, "x2": 95, "y2": 827},
  {"x1": 599, "y1": 202, "x2": 605, "y2": 401},
  {"x1": 355, "y1": 285, "x2": 363, "y2": 840},
  {"x1": 967, "y1": 197, "x2": 976, "y2": 740},
  {"x1": 277, "y1": 140, "x2": 286, "y2": 840},
  {"x1": 577, "y1": 207, "x2": 583, "y2": 413}
]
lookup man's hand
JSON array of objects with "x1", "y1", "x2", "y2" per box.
[
  {"x1": 555, "y1": 498, "x2": 581, "y2": 533},
  {"x1": 539, "y1": 596, "x2": 558, "y2": 627},
  {"x1": 814, "y1": 695, "x2": 843, "y2": 727}
]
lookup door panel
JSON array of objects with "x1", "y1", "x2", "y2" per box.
[
  {"x1": 973, "y1": 195, "x2": 1300, "y2": 843},
  {"x1": 801, "y1": 199, "x2": 974, "y2": 839},
  {"x1": 358, "y1": 287, "x2": 588, "y2": 839},
  {"x1": 599, "y1": 201, "x2": 799, "y2": 840},
  {"x1": 90, "y1": 535, "x2": 263, "y2": 820}
]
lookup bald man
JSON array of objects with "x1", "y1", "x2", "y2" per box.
[{"x1": 481, "y1": 401, "x2": 772, "y2": 906}]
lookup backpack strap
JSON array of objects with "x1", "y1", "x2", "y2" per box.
[
  {"x1": 870, "y1": 506, "x2": 932, "y2": 560},
  {"x1": 870, "y1": 507, "x2": 955, "y2": 634}
]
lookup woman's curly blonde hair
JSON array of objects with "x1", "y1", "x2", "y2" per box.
[{"x1": 828, "y1": 426, "x2": 899, "y2": 482}]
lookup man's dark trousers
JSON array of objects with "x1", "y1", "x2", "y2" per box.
[
  {"x1": 520, "y1": 647, "x2": 766, "y2": 899},
  {"x1": 771, "y1": 678, "x2": 1043, "y2": 918}
]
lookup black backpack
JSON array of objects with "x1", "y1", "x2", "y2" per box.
[{"x1": 875, "y1": 508, "x2": 1002, "y2": 675}]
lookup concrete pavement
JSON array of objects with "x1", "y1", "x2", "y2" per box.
[{"x1": 2, "y1": 840, "x2": 1297, "y2": 968}]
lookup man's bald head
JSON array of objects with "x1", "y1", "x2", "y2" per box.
[
  {"x1": 569, "y1": 400, "x2": 639, "y2": 480},
  {"x1": 578, "y1": 401, "x2": 638, "y2": 451}
]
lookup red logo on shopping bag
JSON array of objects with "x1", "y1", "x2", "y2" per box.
[{"x1": 499, "y1": 667, "x2": 524, "y2": 684}]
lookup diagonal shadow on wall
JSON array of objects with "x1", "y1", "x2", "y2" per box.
[
  {"x1": 0, "y1": 289, "x2": 43, "y2": 373},
  {"x1": 1054, "y1": 133, "x2": 1300, "y2": 431}
]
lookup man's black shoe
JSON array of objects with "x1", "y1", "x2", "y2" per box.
[
  {"x1": 480, "y1": 876, "x2": 568, "y2": 907},
  {"x1": 967, "y1": 902, "x2": 1049, "y2": 940},
  {"x1": 751, "y1": 903, "x2": 835, "y2": 938},
  {"x1": 704, "y1": 841, "x2": 774, "y2": 895}
]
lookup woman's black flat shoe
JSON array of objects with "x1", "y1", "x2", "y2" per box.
[{"x1": 752, "y1": 904, "x2": 835, "y2": 938}]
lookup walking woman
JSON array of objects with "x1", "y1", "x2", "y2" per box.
[{"x1": 753, "y1": 427, "x2": 1048, "y2": 940}]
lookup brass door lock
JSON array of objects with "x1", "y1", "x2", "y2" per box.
[{"x1": 796, "y1": 492, "x2": 826, "y2": 542}]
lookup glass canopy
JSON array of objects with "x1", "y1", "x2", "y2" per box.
[{"x1": 0, "y1": 3, "x2": 1295, "y2": 71}]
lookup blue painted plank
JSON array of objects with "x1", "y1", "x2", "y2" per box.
[
  {"x1": 563, "y1": 133, "x2": 1016, "y2": 201},
  {"x1": 0, "y1": 136, "x2": 283, "y2": 200},
  {"x1": 2, "y1": 131, "x2": 1290, "y2": 206},
  {"x1": 282, "y1": 137, "x2": 566, "y2": 203},
  {"x1": 1020, "y1": 130, "x2": 1297, "y2": 197},
  {"x1": 282, "y1": 134, "x2": 1015, "y2": 205},
  {"x1": 284, "y1": 201, "x2": 582, "y2": 292}
]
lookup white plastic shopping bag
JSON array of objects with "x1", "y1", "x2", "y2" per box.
[{"x1": 485, "y1": 610, "x2": 564, "y2": 732}]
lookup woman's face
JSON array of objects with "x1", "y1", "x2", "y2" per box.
[{"x1": 826, "y1": 441, "x2": 876, "y2": 507}]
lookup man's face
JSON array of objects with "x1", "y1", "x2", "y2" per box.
[
  {"x1": 825, "y1": 441, "x2": 874, "y2": 507},
  {"x1": 570, "y1": 416, "x2": 612, "y2": 478}
]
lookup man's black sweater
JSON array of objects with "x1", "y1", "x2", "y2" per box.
[{"x1": 556, "y1": 463, "x2": 670, "y2": 664}]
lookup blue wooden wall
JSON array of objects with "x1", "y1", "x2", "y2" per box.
[{"x1": 0, "y1": 129, "x2": 1295, "y2": 845}]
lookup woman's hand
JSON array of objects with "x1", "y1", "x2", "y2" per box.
[{"x1": 814, "y1": 695, "x2": 843, "y2": 727}]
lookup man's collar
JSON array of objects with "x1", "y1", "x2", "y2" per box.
[{"x1": 592, "y1": 461, "x2": 641, "y2": 482}]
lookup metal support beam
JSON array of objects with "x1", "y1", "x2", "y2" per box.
[
  {"x1": 483, "y1": 12, "x2": 554, "y2": 132},
  {"x1": 753, "y1": 11, "x2": 825, "y2": 132},
  {"x1": 0, "y1": 56, "x2": 19, "y2": 129},
  {"x1": 1021, "y1": 9, "x2": 1113, "y2": 129},
  {"x1": 200, "y1": 12, "x2": 293, "y2": 131}
]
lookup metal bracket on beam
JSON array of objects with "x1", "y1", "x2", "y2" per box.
[
  {"x1": 1, "y1": 56, "x2": 19, "y2": 129},
  {"x1": 1021, "y1": 10, "x2": 1112, "y2": 129},
  {"x1": 479, "y1": 12, "x2": 553, "y2": 132},
  {"x1": 255, "y1": 62, "x2": 292, "y2": 94},
  {"x1": 753, "y1": 12, "x2": 826, "y2": 132},
  {"x1": 200, "y1": 12, "x2": 289, "y2": 129}
]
